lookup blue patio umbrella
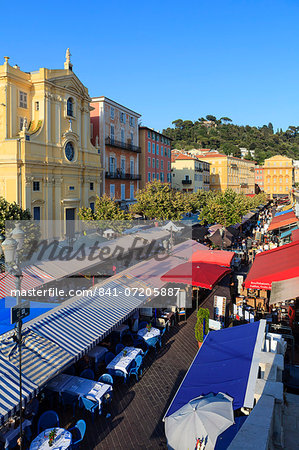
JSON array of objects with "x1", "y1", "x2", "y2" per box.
[{"x1": 165, "y1": 392, "x2": 234, "y2": 450}]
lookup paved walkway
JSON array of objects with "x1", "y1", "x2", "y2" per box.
[
  {"x1": 282, "y1": 393, "x2": 299, "y2": 450},
  {"x1": 79, "y1": 311, "x2": 198, "y2": 449}
]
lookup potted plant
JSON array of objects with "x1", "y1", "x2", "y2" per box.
[
  {"x1": 146, "y1": 323, "x2": 152, "y2": 332},
  {"x1": 48, "y1": 428, "x2": 57, "y2": 447},
  {"x1": 194, "y1": 308, "x2": 209, "y2": 348},
  {"x1": 123, "y1": 350, "x2": 128, "y2": 357}
]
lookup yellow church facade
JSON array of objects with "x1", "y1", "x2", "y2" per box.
[
  {"x1": 263, "y1": 155, "x2": 293, "y2": 197},
  {"x1": 0, "y1": 52, "x2": 102, "y2": 238}
]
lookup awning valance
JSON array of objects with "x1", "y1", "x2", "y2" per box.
[
  {"x1": 244, "y1": 241, "x2": 299, "y2": 290},
  {"x1": 269, "y1": 276, "x2": 299, "y2": 305}
]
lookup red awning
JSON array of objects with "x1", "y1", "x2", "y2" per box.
[
  {"x1": 0, "y1": 266, "x2": 54, "y2": 299},
  {"x1": 244, "y1": 241, "x2": 299, "y2": 290},
  {"x1": 189, "y1": 249, "x2": 235, "y2": 267},
  {"x1": 160, "y1": 262, "x2": 231, "y2": 290},
  {"x1": 292, "y1": 228, "x2": 299, "y2": 242},
  {"x1": 268, "y1": 212, "x2": 298, "y2": 232}
]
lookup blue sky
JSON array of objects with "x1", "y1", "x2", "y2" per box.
[{"x1": 2, "y1": 0, "x2": 299, "y2": 132}]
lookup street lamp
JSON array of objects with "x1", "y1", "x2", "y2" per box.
[{"x1": 1, "y1": 223, "x2": 25, "y2": 450}]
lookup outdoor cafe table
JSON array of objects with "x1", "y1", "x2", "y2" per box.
[
  {"x1": 46, "y1": 374, "x2": 112, "y2": 411},
  {"x1": 29, "y1": 427, "x2": 71, "y2": 450},
  {"x1": 137, "y1": 327, "x2": 161, "y2": 346},
  {"x1": 106, "y1": 346, "x2": 143, "y2": 381}
]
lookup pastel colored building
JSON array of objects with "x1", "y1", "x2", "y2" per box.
[
  {"x1": 90, "y1": 97, "x2": 141, "y2": 204},
  {"x1": 138, "y1": 127, "x2": 172, "y2": 188},
  {"x1": 255, "y1": 165, "x2": 264, "y2": 191},
  {"x1": 198, "y1": 152, "x2": 255, "y2": 194},
  {"x1": 0, "y1": 51, "x2": 101, "y2": 238},
  {"x1": 263, "y1": 155, "x2": 294, "y2": 197},
  {"x1": 171, "y1": 153, "x2": 210, "y2": 192},
  {"x1": 293, "y1": 160, "x2": 299, "y2": 186}
]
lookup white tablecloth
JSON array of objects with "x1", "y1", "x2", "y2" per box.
[
  {"x1": 106, "y1": 347, "x2": 142, "y2": 375},
  {"x1": 29, "y1": 428, "x2": 71, "y2": 450},
  {"x1": 46, "y1": 374, "x2": 112, "y2": 409},
  {"x1": 137, "y1": 327, "x2": 161, "y2": 341}
]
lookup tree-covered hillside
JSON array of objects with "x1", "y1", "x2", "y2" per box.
[{"x1": 162, "y1": 115, "x2": 299, "y2": 164}]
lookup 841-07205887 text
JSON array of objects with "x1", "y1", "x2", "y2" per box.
[{"x1": 95, "y1": 287, "x2": 181, "y2": 297}]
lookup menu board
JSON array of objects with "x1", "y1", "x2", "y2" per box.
[{"x1": 214, "y1": 296, "x2": 227, "y2": 326}]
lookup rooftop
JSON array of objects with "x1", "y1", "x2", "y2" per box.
[
  {"x1": 139, "y1": 126, "x2": 173, "y2": 140},
  {"x1": 91, "y1": 96, "x2": 141, "y2": 117}
]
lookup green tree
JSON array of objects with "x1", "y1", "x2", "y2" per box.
[
  {"x1": 163, "y1": 115, "x2": 299, "y2": 163},
  {"x1": 206, "y1": 115, "x2": 217, "y2": 122},
  {"x1": 195, "y1": 308, "x2": 210, "y2": 343},
  {"x1": 78, "y1": 194, "x2": 131, "y2": 232},
  {"x1": 130, "y1": 180, "x2": 192, "y2": 220},
  {"x1": 220, "y1": 117, "x2": 232, "y2": 124},
  {"x1": 0, "y1": 197, "x2": 40, "y2": 261}
]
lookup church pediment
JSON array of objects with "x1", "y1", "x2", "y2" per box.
[{"x1": 49, "y1": 74, "x2": 88, "y2": 99}]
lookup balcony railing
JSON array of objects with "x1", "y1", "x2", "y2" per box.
[
  {"x1": 182, "y1": 179, "x2": 192, "y2": 184},
  {"x1": 106, "y1": 170, "x2": 141, "y2": 180},
  {"x1": 105, "y1": 137, "x2": 141, "y2": 153},
  {"x1": 195, "y1": 167, "x2": 203, "y2": 172}
]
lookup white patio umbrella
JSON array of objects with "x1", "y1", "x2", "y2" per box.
[{"x1": 165, "y1": 392, "x2": 234, "y2": 450}]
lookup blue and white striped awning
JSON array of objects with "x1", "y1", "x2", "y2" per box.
[
  {"x1": 0, "y1": 356, "x2": 38, "y2": 425},
  {"x1": 27, "y1": 275, "x2": 150, "y2": 360},
  {"x1": 0, "y1": 274, "x2": 151, "y2": 423},
  {"x1": 0, "y1": 329, "x2": 73, "y2": 385}
]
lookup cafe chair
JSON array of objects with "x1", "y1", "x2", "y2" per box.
[
  {"x1": 133, "y1": 336, "x2": 147, "y2": 352},
  {"x1": 69, "y1": 419, "x2": 86, "y2": 449},
  {"x1": 80, "y1": 397, "x2": 98, "y2": 422},
  {"x1": 159, "y1": 327, "x2": 166, "y2": 346},
  {"x1": 113, "y1": 369, "x2": 127, "y2": 383},
  {"x1": 115, "y1": 343, "x2": 124, "y2": 354},
  {"x1": 37, "y1": 410, "x2": 59, "y2": 433},
  {"x1": 60, "y1": 392, "x2": 77, "y2": 417},
  {"x1": 104, "y1": 352, "x2": 115, "y2": 366},
  {"x1": 128, "y1": 355, "x2": 143, "y2": 381},
  {"x1": 98, "y1": 373, "x2": 114, "y2": 386},
  {"x1": 79, "y1": 368, "x2": 95, "y2": 380}
]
